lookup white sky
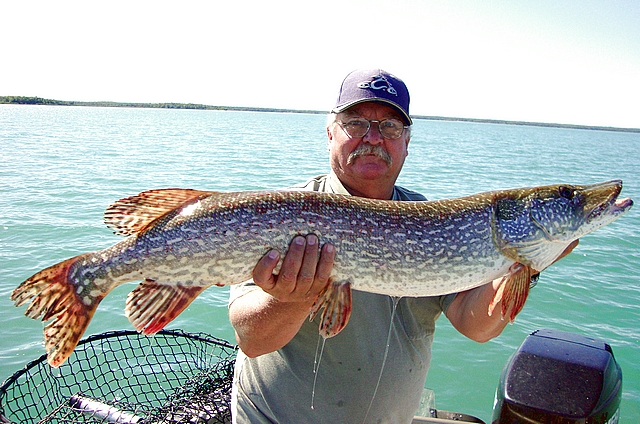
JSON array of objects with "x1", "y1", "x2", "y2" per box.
[{"x1": 2, "y1": 0, "x2": 639, "y2": 128}]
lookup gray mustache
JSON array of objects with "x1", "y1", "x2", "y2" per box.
[{"x1": 347, "y1": 145, "x2": 392, "y2": 166}]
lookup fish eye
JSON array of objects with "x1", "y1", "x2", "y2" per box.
[{"x1": 558, "y1": 186, "x2": 574, "y2": 199}]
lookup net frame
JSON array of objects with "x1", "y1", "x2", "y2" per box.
[{"x1": 0, "y1": 329, "x2": 238, "y2": 423}]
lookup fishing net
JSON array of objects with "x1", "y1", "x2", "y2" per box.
[{"x1": 0, "y1": 329, "x2": 238, "y2": 423}]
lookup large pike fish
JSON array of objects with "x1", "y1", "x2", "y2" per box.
[{"x1": 12, "y1": 180, "x2": 632, "y2": 367}]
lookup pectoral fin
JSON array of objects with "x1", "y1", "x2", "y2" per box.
[
  {"x1": 488, "y1": 263, "x2": 535, "y2": 322},
  {"x1": 309, "y1": 280, "x2": 352, "y2": 338}
]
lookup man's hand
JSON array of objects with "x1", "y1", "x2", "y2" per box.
[
  {"x1": 229, "y1": 234, "x2": 335, "y2": 357},
  {"x1": 253, "y1": 234, "x2": 335, "y2": 304}
]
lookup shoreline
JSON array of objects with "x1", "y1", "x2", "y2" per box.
[{"x1": 2, "y1": 96, "x2": 638, "y2": 134}]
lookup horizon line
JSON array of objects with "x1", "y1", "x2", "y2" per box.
[{"x1": 1, "y1": 96, "x2": 638, "y2": 134}]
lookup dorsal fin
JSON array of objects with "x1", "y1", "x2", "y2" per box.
[{"x1": 104, "y1": 188, "x2": 216, "y2": 236}]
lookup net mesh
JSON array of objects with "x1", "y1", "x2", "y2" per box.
[{"x1": 0, "y1": 329, "x2": 237, "y2": 423}]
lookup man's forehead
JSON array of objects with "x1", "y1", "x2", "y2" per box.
[{"x1": 339, "y1": 102, "x2": 403, "y2": 120}]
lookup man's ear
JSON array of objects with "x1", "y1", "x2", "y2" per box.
[{"x1": 326, "y1": 126, "x2": 334, "y2": 150}]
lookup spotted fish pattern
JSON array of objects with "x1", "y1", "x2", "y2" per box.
[{"x1": 11, "y1": 180, "x2": 632, "y2": 366}]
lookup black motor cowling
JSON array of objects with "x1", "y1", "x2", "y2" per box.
[{"x1": 492, "y1": 329, "x2": 622, "y2": 424}]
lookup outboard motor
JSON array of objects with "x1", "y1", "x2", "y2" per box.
[{"x1": 492, "y1": 329, "x2": 622, "y2": 424}]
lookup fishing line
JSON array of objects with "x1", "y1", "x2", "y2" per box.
[
  {"x1": 362, "y1": 296, "x2": 401, "y2": 423},
  {"x1": 310, "y1": 334, "x2": 327, "y2": 410}
]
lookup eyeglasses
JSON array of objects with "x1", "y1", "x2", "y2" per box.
[{"x1": 336, "y1": 117, "x2": 408, "y2": 140}]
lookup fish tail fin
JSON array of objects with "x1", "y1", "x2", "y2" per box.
[
  {"x1": 125, "y1": 280, "x2": 206, "y2": 335},
  {"x1": 309, "y1": 279, "x2": 352, "y2": 338},
  {"x1": 488, "y1": 263, "x2": 533, "y2": 322},
  {"x1": 11, "y1": 254, "x2": 101, "y2": 367}
]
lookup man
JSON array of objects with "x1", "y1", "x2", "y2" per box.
[{"x1": 228, "y1": 69, "x2": 575, "y2": 423}]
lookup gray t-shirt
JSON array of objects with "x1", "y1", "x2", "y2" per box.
[{"x1": 230, "y1": 173, "x2": 456, "y2": 423}]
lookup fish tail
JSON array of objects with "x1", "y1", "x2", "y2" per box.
[
  {"x1": 488, "y1": 263, "x2": 533, "y2": 322},
  {"x1": 11, "y1": 254, "x2": 101, "y2": 367},
  {"x1": 125, "y1": 279, "x2": 206, "y2": 335},
  {"x1": 309, "y1": 279, "x2": 353, "y2": 338}
]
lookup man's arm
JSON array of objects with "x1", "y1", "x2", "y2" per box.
[
  {"x1": 228, "y1": 234, "x2": 335, "y2": 357},
  {"x1": 446, "y1": 240, "x2": 579, "y2": 342},
  {"x1": 444, "y1": 278, "x2": 514, "y2": 343}
]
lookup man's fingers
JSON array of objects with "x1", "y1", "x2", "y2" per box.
[
  {"x1": 253, "y1": 249, "x2": 280, "y2": 290},
  {"x1": 296, "y1": 235, "x2": 321, "y2": 288},
  {"x1": 277, "y1": 236, "x2": 307, "y2": 291},
  {"x1": 311, "y1": 243, "x2": 335, "y2": 294},
  {"x1": 252, "y1": 234, "x2": 335, "y2": 303}
]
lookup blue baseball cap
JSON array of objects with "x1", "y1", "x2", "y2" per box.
[{"x1": 332, "y1": 69, "x2": 412, "y2": 125}]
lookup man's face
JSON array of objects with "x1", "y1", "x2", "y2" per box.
[{"x1": 327, "y1": 102, "x2": 410, "y2": 197}]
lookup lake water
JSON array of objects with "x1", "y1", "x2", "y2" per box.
[{"x1": 1, "y1": 105, "x2": 638, "y2": 422}]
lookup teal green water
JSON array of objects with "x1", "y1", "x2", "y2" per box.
[{"x1": 1, "y1": 105, "x2": 638, "y2": 422}]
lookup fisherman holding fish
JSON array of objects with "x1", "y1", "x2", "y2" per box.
[
  {"x1": 228, "y1": 69, "x2": 577, "y2": 423},
  {"x1": 12, "y1": 68, "x2": 631, "y2": 421}
]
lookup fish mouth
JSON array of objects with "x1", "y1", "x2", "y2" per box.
[
  {"x1": 583, "y1": 180, "x2": 633, "y2": 221},
  {"x1": 611, "y1": 197, "x2": 633, "y2": 214}
]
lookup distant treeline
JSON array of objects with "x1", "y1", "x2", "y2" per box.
[
  {"x1": 0, "y1": 96, "x2": 322, "y2": 114},
  {"x1": 2, "y1": 96, "x2": 638, "y2": 133}
]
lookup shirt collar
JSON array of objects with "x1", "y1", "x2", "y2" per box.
[{"x1": 327, "y1": 171, "x2": 403, "y2": 200}]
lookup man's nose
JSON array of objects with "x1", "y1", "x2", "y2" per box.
[{"x1": 363, "y1": 123, "x2": 384, "y2": 144}]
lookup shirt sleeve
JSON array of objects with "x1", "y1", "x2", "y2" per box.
[{"x1": 440, "y1": 292, "x2": 458, "y2": 314}]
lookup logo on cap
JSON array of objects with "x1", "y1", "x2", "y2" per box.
[{"x1": 357, "y1": 75, "x2": 398, "y2": 96}]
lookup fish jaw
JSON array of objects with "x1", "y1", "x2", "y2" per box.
[
  {"x1": 494, "y1": 180, "x2": 633, "y2": 271},
  {"x1": 534, "y1": 180, "x2": 633, "y2": 242},
  {"x1": 579, "y1": 180, "x2": 633, "y2": 236}
]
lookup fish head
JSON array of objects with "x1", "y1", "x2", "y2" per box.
[{"x1": 493, "y1": 180, "x2": 633, "y2": 271}]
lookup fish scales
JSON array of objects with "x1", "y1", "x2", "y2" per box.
[
  {"x1": 92, "y1": 190, "x2": 509, "y2": 297},
  {"x1": 11, "y1": 181, "x2": 633, "y2": 366}
]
